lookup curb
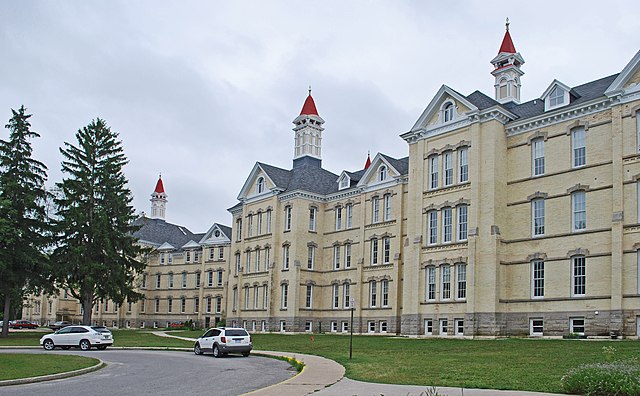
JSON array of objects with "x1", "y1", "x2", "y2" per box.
[{"x1": 0, "y1": 358, "x2": 105, "y2": 387}]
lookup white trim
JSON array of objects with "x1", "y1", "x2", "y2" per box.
[{"x1": 605, "y1": 49, "x2": 640, "y2": 97}]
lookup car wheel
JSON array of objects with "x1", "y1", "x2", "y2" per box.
[
  {"x1": 61, "y1": 346, "x2": 71, "y2": 350},
  {"x1": 43, "y1": 339, "x2": 55, "y2": 351},
  {"x1": 242, "y1": 352, "x2": 250, "y2": 357},
  {"x1": 194, "y1": 343, "x2": 203, "y2": 355},
  {"x1": 213, "y1": 344, "x2": 221, "y2": 358},
  {"x1": 79, "y1": 339, "x2": 91, "y2": 351},
  {"x1": 97, "y1": 346, "x2": 107, "y2": 350}
]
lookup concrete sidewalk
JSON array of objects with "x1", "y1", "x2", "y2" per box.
[{"x1": 154, "y1": 331, "x2": 567, "y2": 396}]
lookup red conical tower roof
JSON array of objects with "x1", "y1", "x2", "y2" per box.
[
  {"x1": 154, "y1": 175, "x2": 165, "y2": 194},
  {"x1": 498, "y1": 19, "x2": 516, "y2": 54},
  {"x1": 300, "y1": 87, "x2": 319, "y2": 116},
  {"x1": 364, "y1": 152, "x2": 371, "y2": 170}
]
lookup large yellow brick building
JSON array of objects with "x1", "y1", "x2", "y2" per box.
[{"x1": 23, "y1": 25, "x2": 640, "y2": 337}]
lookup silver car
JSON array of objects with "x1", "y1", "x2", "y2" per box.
[{"x1": 40, "y1": 325, "x2": 113, "y2": 351}]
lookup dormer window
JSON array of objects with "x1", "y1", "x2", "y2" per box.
[
  {"x1": 549, "y1": 86, "x2": 564, "y2": 107},
  {"x1": 338, "y1": 175, "x2": 350, "y2": 190},
  {"x1": 378, "y1": 165, "x2": 388, "y2": 182},
  {"x1": 256, "y1": 177, "x2": 265, "y2": 194},
  {"x1": 443, "y1": 102, "x2": 454, "y2": 123}
]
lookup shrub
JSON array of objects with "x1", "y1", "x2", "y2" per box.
[{"x1": 561, "y1": 359, "x2": 640, "y2": 396}]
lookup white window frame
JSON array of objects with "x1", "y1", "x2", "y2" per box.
[
  {"x1": 383, "y1": 194, "x2": 392, "y2": 221},
  {"x1": 330, "y1": 321, "x2": 338, "y2": 333},
  {"x1": 428, "y1": 210, "x2": 437, "y2": 245},
  {"x1": 532, "y1": 138, "x2": 545, "y2": 176},
  {"x1": 282, "y1": 245, "x2": 290, "y2": 270},
  {"x1": 570, "y1": 317, "x2": 585, "y2": 335},
  {"x1": 456, "y1": 263, "x2": 466, "y2": 300},
  {"x1": 530, "y1": 318, "x2": 544, "y2": 336},
  {"x1": 443, "y1": 102, "x2": 454, "y2": 122},
  {"x1": 343, "y1": 283, "x2": 351, "y2": 308},
  {"x1": 572, "y1": 256, "x2": 586, "y2": 297},
  {"x1": 346, "y1": 204, "x2": 353, "y2": 228},
  {"x1": 458, "y1": 147, "x2": 468, "y2": 183},
  {"x1": 383, "y1": 237, "x2": 391, "y2": 264},
  {"x1": 371, "y1": 238, "x2": 379, "y2": 265},
  {"x1": 427, "y1": 266, "x2": 436, "y2": 301},
  {"x1": 335, "y1": 206, "x2": 343, "y2": 230},
  {"x1": 333, "y1": 245, "x2": 340, "y2": 269},
  {"x1": 439, "y1": 319, "x2": 448, "y2": 336},
  {"x1": 424, "y1": 319, "x2": 433, "y2": 335},
  {"x1": 532, "y1": 260, "x2": 544, "y2": 299},
  {"x1": 307, "y1": 246, "x2": 315, "y2": 269},
  {"x1": 443, "y1": 151, "x2": 453, "y2": 186},
  {"x1": 429, "y1": 155, "x2": 438, "y2": 190},
  {"x1": 368, "y1": 321, "x2": 376, "y2": 333},
  {"x1": 440, "y1": 265, "x2": 451, "y2": 300},
  {"x1": 532, "y1": 199, "x2": 545, "y2": 236},
  {"x1": 372, "y1": 196, "x2": 380, "y2": 223},
  {"x1": 309, "y1": 207, "x2": 316, "y2": 231},
  {"x1": 305, "y1": 285, "x2": 313, "y2": 309},
  {"x1": 281, "y1": 283, "x2": 288, "y2": 309},
  {"x1": 344, "y1": 243, "x2": 352, "y2": 268},
  {"x1": 254, "y1": 285, "x2": 259, "y2": 309},
  {"x1": 549, "y1": 86, "x2": 565, "y2": 107},
  {"x1": 256, "y1": 177, "x2": 265, "y2": 194},
  {"x1": 571, "y1": 127, "x2": 586, "y2": 168},
  {"x1": 442, "y1": 207, "x2": 452, "y2": 243},
  {"x1": 332, "y1": 284, "x2": 339, "y2": 309},
  {"x1": 381, "y1": 279, "x2": 389, "y2": 307},
  {"x1": 284, "y1": 206, "x2": 292, "y2": 231},
  {"x1": 455, "y1": 319, "x2": 464, "y2": 336},
  {"x1": 378, "y1": 165, "x2": 387, "y2": 181},
  {"x1": 369, "y1": 280, "x2": 377, "y2": 307},
  {"x1": 572, "y1": 191, "x2": 586, "y2": 232},
  {"x1": 457, "y1": 204, "x2": 468, "y2": 241}
]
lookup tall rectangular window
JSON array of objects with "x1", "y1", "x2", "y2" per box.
[
  {"x1": 381, "y1": 279, "x2": 389, "y2": 307},
  {"x1": 217, "y1": 270, "x2": 223, "y2": 286},
  {"x1": 168, "y1": 273, "x2": 174, "y2": 288},
  {"x1": 305, "y1": 285, "x2": 313, "y2": 308},
  {"x1": 457, "y1": 205, "x2": 468, "y2": 241},
  {"x1": 335, "y1": 207, "x2": 342, "y2": 230},
  {"x1": 216, "y1": 296, "x2": 222, "y2": 313},
  {"x1": 167, "y1": 298, "x2": 172, "y2": 313},
  {"x1": 282, "y1": 245, "x2": 290, "y2": 270},
  {"x1": 194, "y1": 297, "x2": 199, "y2": 313},
  {"x1": 346, "y1": 204, "x2": 353, "y2": 228},
  {"x1": 182, "y1": 272, "x2": 187, "y2": 288},
  {"x1": 343, "y1": 283, "x2": 351, "y2": 308},
  {"x1": 371, "y1": 238, "x2": 379, "y2": 265},
  {"x1": 383, "y1": 194, "x2": 392, "y2": 221},
  {"x1": 369, "y1": 281, "x2": 377, "y2": 307},
  {"x1": 309, "y1": 208, "x2": 316, "y2": 231},
  {"x1": 344, "y1": 244, "x2": 352, "y2": 268},
  {"x1": 247, "y1": 214, "x2": 253, "y2": 237},
  {"x1": 372, "y1": 197, "x2": 380, "y2": 223},
  {"x1": 572, "y1": 191, "x2": 586, "y2": 231},
  {"x1": 244, "y1": 286, "x2": 249, "y2": 309},
  {"x1": 572, "y1": 256, "x2": 586, "y2": 296},
  {"x1": 533, "y1": 199, "x2": 545, "y2": 236},
  {"x1": 236, "y1": 218, "x2": 242, "y2": 241},
  {"x1": 532, "y1": 139, "x2": 545, "y2": 176},
  {"x1": 442, "y1": 207, "x2": 452, "y2": 243},
  {"x1": 456, "y1": 263, "x2": 466, "y2": 300},
  {"x1": 195, "y1": 272, "x2": 201, "y2": 287},
  {"x1": 458, "y1": 147, "x2": 468, "y2": 183},
  {"x1": 444, "y1": 151, "x2": 453, "y2": 186},
  {"x1": 257, "y1": 212, "x2": 262, "y2": 235},
  {"x1": 232, "y1": 287, "x2": 237, "y2": 311},
  {"x1": 207, "y1": 297, "x2": 212, "y2": 313},
  {"x1": 254, "y1": 285, "x2": 259, "y2": 309},
  {"x1": 219, "y1": 247, "x2": 224, "y2": 260},
  {"x1": 572, "y1": 127, "x2": 586, "y2": 167},
  {"x1": 266, "y1": 210, "x2": 272, "y2": 233},
  {"x1": 429, "y1": 155, "x2": 439, "y2": 189},
  {"x1": 255, "y1": 249, "x2": 261, "y2": 272},
  {"x1": 264, "y1": 247, "x2": 270, "y2": 270},
  {"x1": 284, "y1": 206, "x2": 292, "y2": 231},
  {"x1": 281, "y1": 284, "x2": 288, "y2": 309},
  {"x1": 263, "y1": 285, "x2": 268, "y2": 309},
  {"x1": 441, "y1": 265, "x2": 451, "y2": 300},
  {"x1": 245, "y1": 251, "x2": 251, "y2": 273},
  {"x1": 532, "y1": 260, "x2": 544, "y2": 298},
  {"x1": 186, "y1": 251, "x2": 191, "y2": 263},
  {"x1": 332, "y1": 284, "x2": 339, "y2": 309},
  {"x1": 307, "y1": 246, "x2": 315, "y2": 269},
  {"x1": 180, "y1": 298, "x2": 186, "y2": 313},
  {"x1": 428, "y1": 210, "x2": 437, "y2": 245},
  {"x1": 383, "y1": 237, "x2": 391, "y2": 264},
  {"x1": 235, "y1": 253, "x2": 241, "y2": 274},
  {"x1": 427, "y1": 266, "x2": 436, "y2": 301},
  {"x1": 333, "y1": 245, "x2": 341, "y2": 269}
]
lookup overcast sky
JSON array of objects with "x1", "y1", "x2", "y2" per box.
[{"x1": 2, "y1": 1, "x2": 639, "y2": 233}]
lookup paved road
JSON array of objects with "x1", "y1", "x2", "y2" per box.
[{"x1": 0, "y1": 349, "x2": 295, "y2": 396}]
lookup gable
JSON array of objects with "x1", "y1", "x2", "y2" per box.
[
  {"x1": 606, "y1": 50, "x2": 640, "y2": 97},
  {"x1": 357, "y1": 153, "x2": 401, "y2": 188},
  {"x1": 411, "y1": 85, "x2": 479, "y2": 132},
  {"x1": 237, "y1": 163, "x2": 279, "y2": 200},
  {"x1": 199, "y1": 223, "x2": 231, "y2": 245}
]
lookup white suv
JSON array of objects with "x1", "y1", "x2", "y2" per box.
[
  {"x1": 40, "y1": 325, "x2": 113, "y2": 351},
  {"x1": 194, "y1": 327, "x2": 252, "y2": 358}
]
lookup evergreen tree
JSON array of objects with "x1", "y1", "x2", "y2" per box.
[
  {"x1": 0, "y1": 106, "x2": 50, "y2": 338},
  {"x1": 53, "y1": 118, "x2": 144, "y2": 325}
]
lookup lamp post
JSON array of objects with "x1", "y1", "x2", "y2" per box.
[{"x1": 349, "y1": 297, "x2": 355, "y2": 359}]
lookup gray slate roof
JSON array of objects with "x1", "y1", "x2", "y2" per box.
[
  {"x1": 132, "y1": 217, "x2": 199, "y2": 251},
  {"x1": 465, "y1": 74, "x2": 620, "y2": 122},
  {"x1": 381, "y1": 154, "x2": 409, "y2": 175},
  {"x1": 258, "y1": 161, "x2": 339, "y2": 195}
]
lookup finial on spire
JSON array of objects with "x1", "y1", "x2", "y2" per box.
[
  {"x1": 308, "y1": 85, "x2": 312, "y2": 96},
  {"x1": 505, "y1": 17, "x2": 510, "y2": 31}
]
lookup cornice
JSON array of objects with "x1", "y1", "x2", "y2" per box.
[{"x1": 505, "y1": 97, "x2": 611, "y2": 136}]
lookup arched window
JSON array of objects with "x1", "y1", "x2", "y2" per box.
[
  {"x1": 443, "y1": 102, "x2": 454, "y2": 122},
  {"x1": 378, "y1": 165, "x2": 387, "y2": 181},
  {"x1": 499, "y1": 78, "x2": 508, "y2": 99},
  {"x1": 256, "y1": 177, "x2": 265, "y2": 194}
]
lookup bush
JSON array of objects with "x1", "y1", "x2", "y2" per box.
[{"x1": 561, "y1": 360, "x2": 640, "y2": 396}]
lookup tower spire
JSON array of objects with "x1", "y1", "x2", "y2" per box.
[
  {"x1": 293, "y1": 88, "x2": 324, "y2": 168},
  {"x1": 490, "y1": 18, "x2": 525, "y2": 104},
  {"x1": 150, "y1": 174, "x2": 168, "y2": 220}
]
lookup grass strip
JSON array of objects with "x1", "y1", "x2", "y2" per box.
[{"x1": 0, "y1": 353, "x2": 99, "y2": 381}]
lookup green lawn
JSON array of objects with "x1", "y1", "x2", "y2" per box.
[
  {"x1": 177, "y1": 331, "x2": 640, "y2": 394},
  {"x1": 3, "y1": 330, "x2": 640, "y2": 393},
  {"x1": 0, "y1": 353, "x2": 99, "y2": 381}
]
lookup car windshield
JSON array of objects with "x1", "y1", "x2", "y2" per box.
[
  {"x1": 226, "y1": 329, "x2": 249, "y2": 336},
  {"x1": 91, "y1": 326, "x2": 111, "y2": 333}
]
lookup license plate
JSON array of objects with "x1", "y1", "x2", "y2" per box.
[{"x1": 234, "y1": 339, "x2": 243, "y2": 343}]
